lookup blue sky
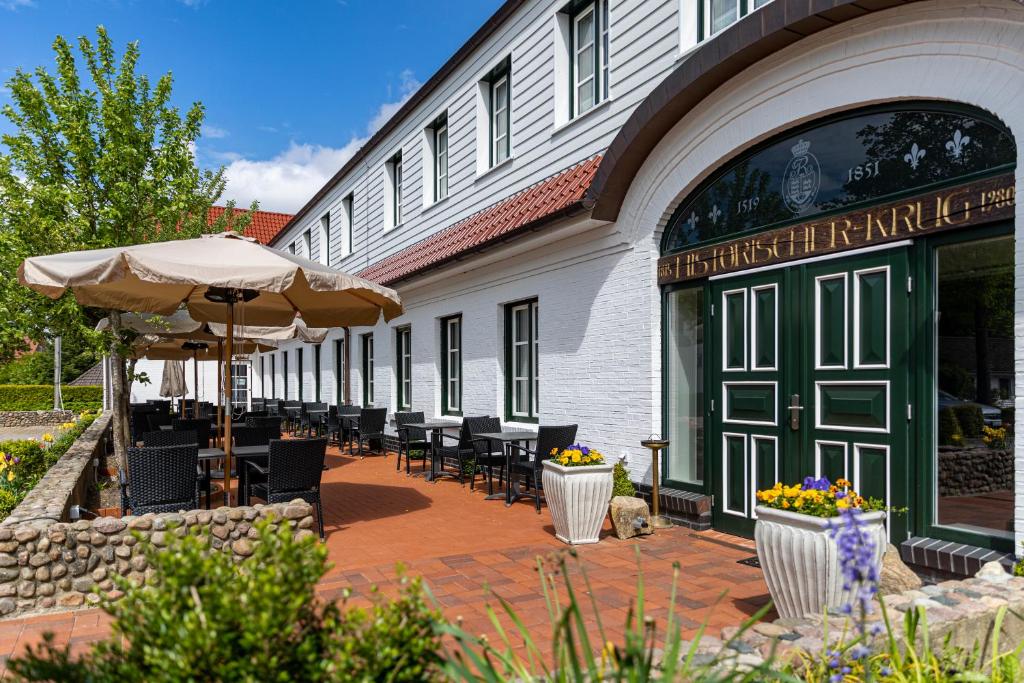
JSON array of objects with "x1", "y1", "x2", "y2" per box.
[{"x1": 0, "y1": 0, "x2": 502, "y2": 212}]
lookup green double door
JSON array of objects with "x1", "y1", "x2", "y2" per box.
[{"x1": 709, "y1": 248, "x2": 909, "y2": 540}]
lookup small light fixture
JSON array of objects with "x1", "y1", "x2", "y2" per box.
[{"x1": 640, "y1": 435, "x2": 673, "y2": 529}]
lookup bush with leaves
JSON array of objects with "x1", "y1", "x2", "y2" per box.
[
  {"x1": 9, "y1": 519, "x2": 446, "y2": 682},
  {"x1": 612, "y1": 460, "x2": 636, "y2": 498}
]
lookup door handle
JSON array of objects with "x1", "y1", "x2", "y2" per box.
[{"x1": 788, "y1": 394, "x2": 804, "y2": 430}]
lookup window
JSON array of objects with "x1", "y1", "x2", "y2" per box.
[
  {"x1": 302, "y1": 230, "x2": 311, "y2": 259},
  {"x1": 283, "y1": 351, "x2": 289, "y2": 399},
  {"x1": 362, "y1": 333, "x2": 374, "y2": 406},
  {"x1": 568, "y1": 0, "x2": 608, "y2": 117},
  {"x1": 318, "y1": 212, "x2": 330, "y2": 266},
  {"x1": 395, "y1": 326, "x2": 412, "y2": 412},
  {"x1": 231, "y1": 362, "x2": 249, "y2": 410},
  {"x1": 270, "y1": 354, "x2": 276, "y2": 398},
  {"x1": 341, "y1": 194, "x2": 354, "y2": 259},
  {"x1": 334, "y1": 338, "x2": 344, "y2": 406},
  {"x1": 933, "y1": 233, "x2": 1014, "y2": 541},
  {"x1": 697, "y1": 0, "x2": 772, "y2": 41},
  {"x1": 297, "y1": 347, "x2": 305, "y2": 401},
  {"x1": 287, "y1": 242, "x2": 296, "y2": 255},
  {"x1": 479, "y1": 57, "x2": 511, "y2": 170},
  {"x1": 314, "y1": 344, "x2": 322, "y2": 401},
  {"x1": 441, "y1": 315, "x2": 462, "y2": 415},
  {"x1": 434, "y1": 114, "x2": 448, "y2": 202},
  {"x1": 260, "y1": 356, "x2": 266, "y2": 399},
  {"x1": 665, "y1": 287, "x2": 704, "y2": 486},
  {"x1": 385, "y1": 151, "x2": 403, "y2": 229},
  {"x1": 505, "y1": 299, "x2": 538, "y2": 421}
]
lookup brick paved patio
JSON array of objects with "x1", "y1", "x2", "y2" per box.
[{"x1": 0, "y1": 444, "x2": 770, "y2": 671}]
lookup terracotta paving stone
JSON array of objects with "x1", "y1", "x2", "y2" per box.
[{"x1": 0, "y1": 444, "x2": 769, "y2": 674}]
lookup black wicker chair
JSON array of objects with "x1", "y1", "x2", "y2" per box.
[
  {"x1": 232, "y1": 426, "x2": 274, "y2": 447},
  {"x1": 172, "y1": 418, "x2": 212, "y2": 449},
  {"x1": 466, "y1": 416, "x2": 505, "y2": 494},
  {"x1": 435, "y1": 417, "x2": 480, "y2": 485},
  {"x1": 395, "y1": 412, "x2": 430, "y2": 474},
  {"x1": 351, "y1": 408, "x2": 387, "y2": 458},
  {"x1": 247, "y1": 439, "x2": 327, "y2": 539},
  {"x1": 120, "y1": 444, "x2": 200, "y2": 515},
  {"x1": 333, "y1": 406, "x2": 362, "y2": 451},
  {"x1": 264, "y1": 399, "x2": 280, "y2": 417},
  {"x1": 142, "y1": 429, "x2": 210, "y2": 508},
  {"x1": 144, "y1": 411, "x2": 172, "y2": 433},
  {"x1": 300, "y1": 402, "x2": 328, "y2": 437},
  {"x1": 507, "y1": 425, "x2": 579, "y2": 513},
  {"x1": 245, "y1": 415, "x2": 283, "y2": 440},
  {"x1": 129, "y1": 407, "x2": 158, "y2": 446}
]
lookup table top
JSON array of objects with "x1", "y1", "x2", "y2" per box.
[
  {"x1": 474, "y1": 431, "x2": 538, "y2": 442},
  {"x1": 404, "y1": 421, "x2": 459, "y2": 430},
  {"x1": 159, "y1": 425, "x2": 173, "y2": 431},
  {"x1": 198, "y1": 445, "x2": 269, "y2": 460}
]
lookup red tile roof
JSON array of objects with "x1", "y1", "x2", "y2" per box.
[
  {"x1": 358, "y1": 155, "x2": 601, "y2": 285},
  {"x1": 207, "y1": 206, "x2": 294, "y2": 245}
]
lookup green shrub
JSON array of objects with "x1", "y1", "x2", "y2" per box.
[
  {"x1": 952, "y1": 403, "x2": 984, "y2": 438},
  {"x1": 938, "y1": 407, "x2": 962, "y2": 446},
  {"x1": 612, "y1": 460, "x2": 636, "y2": 498},
  {"x1": 0, "y1": 384, "x2": 102, "y2": 412},
  {"x1": 9, "y1": 520, "x2": 445, "y2": 682},
  {"x1": 1001, "y1": 407, "x2": 1014, "y2": 433}
]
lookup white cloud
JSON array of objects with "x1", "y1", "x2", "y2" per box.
[
  {"x1": 202, "y1": 124, "x2": 228, "y2": 139},
  {"x1": 0, "y1": 0, "x2": 33, "y2": 10},
  {"x1": 217, "y1": 72, "x2": 421, "y2": 213},
  {"x1": 220, "y1": 140, "x2": 365, "y2": 213}
]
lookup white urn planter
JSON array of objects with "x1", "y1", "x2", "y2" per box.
[
  {"x1": 754, "y1": 506, "x2": 887, "y2": 619},
  {"x1": 542, "y1": 460, "x2": 614, "y2": 545}
]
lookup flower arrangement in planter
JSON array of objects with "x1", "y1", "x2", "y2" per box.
[
  {"x1": 754, "y1": 477, "x2": 888, "y2": 619},
  {"x1": 542, "y1": 444, "x2": 614, "y2": 545}
]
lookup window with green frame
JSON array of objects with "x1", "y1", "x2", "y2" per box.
[
  {"x1": 297, "y1": 347, "x2": 305, "y2": 401},
  {"x1": 260, "y1": 356, "x2": 266, "y2": 399},
  {"x1": 396, "y1": 326, "x2": 412, "y2": 412},
  {"x1": 566, "y1": 0, "x2": 609, "y2": 118},
  {"x1": 270, "y1": 354, "x2": 276, "y2": 398},
  {"x1": 505, "y1": 299, "x2": 538, "y2": 422},
  {"x1": 441, "y1": 315, "x2": 462, "y2": 416},
  {"x1": 314, "y1": 344, "x2": 322, "y2": 401},
  {"x1": 362, "y1": 333, "x2": 374, "y2": 406}
]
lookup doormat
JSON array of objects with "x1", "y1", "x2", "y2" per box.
[{"x1": 737, "y1": 556, "x2": 760, "y2": 569}]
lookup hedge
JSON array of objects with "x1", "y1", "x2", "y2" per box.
[{"x1": 0, "y1": 385, "x2": 103, "y2": 412}]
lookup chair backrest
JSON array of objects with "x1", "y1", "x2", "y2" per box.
[
  {"x1": 395, "y1": 411, "x2": 426, "y2": 442},
  {"x1": 339, "y1": 405, "x2": 361, "y2": 416},
  {"x1": 244, "y1": 415, "x2": 283, "y2": 438},
  {"x1": 127, "y1": 444, "x2": 198, "y2": 508},
  {"x1": 233, "y1": 426, "x2": 273, "y2": 447},
  {"x1": 267, "y1": 439, "x2": 326, "y2": 494},
  {"x1": 171, "y1": 418, "x2": 211, "y2": 448},
  {"x1": 358, "y1": 408, "x2": 387, "y2": 435},
  {"x1": 145, "y1": 412, "x2": 172, "y2": 433},
  {"x1": 467, "y1": 416, "x2": 502, "y2": 455},
  {"x1": 142, "y1": 429, "x2": 197, "y2": 448},
  {"x1": 533, "y1": 425, "x2": 579, "y2": 469}
]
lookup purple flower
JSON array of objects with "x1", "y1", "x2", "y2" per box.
[
  {"x1": 802, "y1": 475, "x2": 831, "y2": 491},
  {"x1": 581, "y1": 446, "x2": 590, "y2": 456}
]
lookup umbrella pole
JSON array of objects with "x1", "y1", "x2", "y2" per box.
[
  {"x1": 216, "y1": 340, "x2": 223, "y2": 449},
  {"x1": 192, "y1": 350, "x2": 199, "y2": 419},
  {"x1": 223, "y1": 301, "x2": 234, "y2": 506}
]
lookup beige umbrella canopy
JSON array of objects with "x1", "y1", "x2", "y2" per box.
[
  {"x1": 19, "y1": 232, "x2": 402, "y2": 326},
  {"x1": 207, "y1": 318, "x2": 329, "y2": 344},
  {"x1": 20, "y1": 232, "x2": 402, "y2": 506}
]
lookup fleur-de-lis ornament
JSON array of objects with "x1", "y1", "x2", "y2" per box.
[
  {"x1": 945, "y1": 129, "x2": 970, "y2": 159},
  {"x1": 687, "y1": 211, "x2": 699, "y2": 229},
  {"x1": 708, "y1": 204, "x2": 722, "y2": 224},
  {"x1": 904, "y1": 143, "x2": 926, "y2": 170}
]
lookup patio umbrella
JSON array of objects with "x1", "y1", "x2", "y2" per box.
[
  {"x1": 19, "y1": 232, "x2": 402, "y2": 504},
  {"x1": 159, "y1": 360, "x2": 186, "y2": 404}
]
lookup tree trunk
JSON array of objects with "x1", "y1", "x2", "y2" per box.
[{"x1": 108, "y1": 311, "x2": 129, "y2": 471}]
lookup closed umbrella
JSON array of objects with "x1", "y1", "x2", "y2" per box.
[
  {"x1": 159, "y1": 360, "x2": 186, "y2": 404},
  {"x1": 19, "y1": 232, "x2": 402, "y2": 504}
]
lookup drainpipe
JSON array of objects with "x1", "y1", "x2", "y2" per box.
[{"x1": 343, "y1": 327, "x2": 351, "y2": 405}]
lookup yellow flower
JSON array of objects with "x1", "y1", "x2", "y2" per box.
[
  {"x1": 6, "y1": 472, "x2": 13, "y2": 482},
  {"x1": 42, "y1": 433, "x2": 53, "y2": 443},
  {"x1": 571, "y1": 453, "x2": 581, "y2": 463},
  {"x1": 836, "y1": 497, "x2": 850, "y2": 509}
]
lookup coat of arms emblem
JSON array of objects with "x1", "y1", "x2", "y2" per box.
[{"x1": 781, "y1": 138, "x2": 820, "y2": 214}]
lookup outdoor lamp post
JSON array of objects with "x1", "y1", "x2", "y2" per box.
[{"x1": 640, "y1": 436, "x2": 673, "y2": 529}]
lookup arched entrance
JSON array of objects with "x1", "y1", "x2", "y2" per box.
[{"x1": 658, "y1": 102, "x2": 1016, "y2": 547}]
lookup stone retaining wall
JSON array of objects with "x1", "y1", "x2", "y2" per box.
[
  {"x1": 685, "y1": 561, "x2": 1024, "y2": 673},
  {"x1": 0, "y1": 501, "x2": 316, "y2": 617},
  {"x1": 0, "y1": 411, "x2": 77, "y2": 429},
  {"x1": 937, "y1": 446, "x2": 1013, "y2": 497},
  {"x1": 3, "y1": 413, "x2": 110, "y2": 527}
]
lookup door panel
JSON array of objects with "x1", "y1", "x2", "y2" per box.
[{"x1": 709, "y1": 247, "x2": 909, "y2": 541}]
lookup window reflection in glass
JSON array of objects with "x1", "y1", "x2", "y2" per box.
[
  {"x1": 935, "y1": 235, "x2": 1014, "y2": 538},
  {"x1": 666, "y1": 288, "x2": 704, "y2": 485},
  {"x1": 709, "y1": 0, "x2": 738, "y2": 35}
]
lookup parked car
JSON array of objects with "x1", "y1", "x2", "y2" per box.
[{"x1": 938, "y1": 390, "x2": 1002, "y2": 427}]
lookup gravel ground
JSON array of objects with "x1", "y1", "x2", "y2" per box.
[{"x1": 0, "y1": 427, "x2": 52, "y2": 442}]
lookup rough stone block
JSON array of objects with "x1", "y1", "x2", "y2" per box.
[{"x1": 609, "y1": 496, "x2": 653, "y2": 540}]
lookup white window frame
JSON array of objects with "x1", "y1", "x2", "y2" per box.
[
  {"x1": 287, "y1": 242, "x2": 296, "y2": 255},
  {"x1": 318, "y1": 212, "x2": 330, "y2": 266},
  {"x1": 341, "y1": 194, "x2": 353, "y2": 259},
  {"x1": 393, "y1": 156, "x2": 403, "y2": 227},
  {"x1": 508, "y1": 300, "x2": 538, "y2": 421},
  {"x1": 435, "y1": 120, "x2": 448, "y2": 202},
  {"x1": 231, "y1": 361, "x2": 249, "y2": 410},
  {"x1": 362, "y1": 333, "x2": 374, "y2": 406},
  {"x1": 302, "y1": 229, "x2": 311, "y2": 259},
  {"x1": 443, "y1": 316, "x2": 461, "y2": 414},
  {"x1": 396, "y1": 326, "x2": 412, "y2": 412},
  {"x1": 490, "y1": 73, "x2": 509, "y2": 167},
  {"x1": 572, "y1": 4, "x2": 597, "y2": 117},
  {"x1": 700, "y1": 0, "x2": 772, "y2": 41}
]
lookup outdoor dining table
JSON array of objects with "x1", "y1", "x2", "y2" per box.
[
  {"x1": 197, "y1": 444, "x2": 270, "y2": 505},
  {"x1": 473, "y1": 431, "x2": 538, "y2": 505},
  {"x1": 306, "y1": 409, "x2": 328, "y2": 435},
  {"x1": 404, "y1": 421, "x2": 461, "y2": 482}
]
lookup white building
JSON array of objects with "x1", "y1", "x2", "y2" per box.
[{"x1": 253, "y1": 0, "x2": 1024, "y2": 577}]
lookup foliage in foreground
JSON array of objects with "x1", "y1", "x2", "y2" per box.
[
  {"x1": 0, "y1": 384, "x2": 103, "y2": 412},
  {"x1": 8, "y1": 521, "x2": 445, "y2": 683}
]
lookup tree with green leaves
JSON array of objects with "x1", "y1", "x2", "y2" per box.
[{"x1": 0, "y1": 26, "x2": 255, "y2": 466}]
